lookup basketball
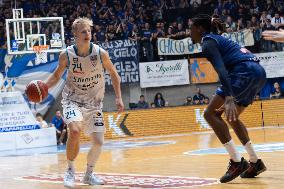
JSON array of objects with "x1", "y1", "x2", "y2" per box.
[{"x1": 25, "y1": 80, "x2": 48, "y2": 103}]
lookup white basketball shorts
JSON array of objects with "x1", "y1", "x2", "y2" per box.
[{"x1": 62, "y1": 99, "x2": 105, "y2": 135}]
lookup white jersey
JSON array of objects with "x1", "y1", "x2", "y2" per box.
[{"x1": 62, "y1": 43, "x2": 105, "y2": 105}]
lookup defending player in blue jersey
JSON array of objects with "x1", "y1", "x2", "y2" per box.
[{"x1": 190, "y1": 14, "x2": 267, "y2": 183}]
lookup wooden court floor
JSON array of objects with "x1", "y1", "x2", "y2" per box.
[{"x1": 0, "y1": 127, "x2": 284, "y2": 189}]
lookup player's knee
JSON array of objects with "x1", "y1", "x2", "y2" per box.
[
  {"x1": 203, "y1": 108, "x2": 212, "y2": 121},
  {"x1": 93, "y1": 139, "x2": 104, "y2": 147},
  {"x1": 69, "y1": 128, "x2": 81, "y2": 139},
  {"x1": 228, "y1": 119, "x2": 240, "y2": 126}
]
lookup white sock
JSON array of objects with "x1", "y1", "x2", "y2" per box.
[
  {"x1": 86, "y1": 164, "x2": 95, "y2": 174},
  {"x1": 67, "y1": 160, "x2": 75, "y2": 172},
  {"x1": 244, "y1": 141, "x2": 258, "y2": 163},
  {"x1": 224, "y1": 140, "x2": 242, "y2": 162},
  {"x1": 86, "y1": 144, "x2": 102, "y2": 174}
]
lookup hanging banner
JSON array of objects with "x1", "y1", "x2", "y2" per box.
[
  {"x1": 0, "y1": 49, "x2": 65, "y2": 116},
  {"x1": 139, "y1": 59, "x2": 189, "y2": 88},
  {"x1": 158, "y1": 29, "x2": 254, "y2": 55},
  {"x1": 256, "y1": 51, "x2": 284, "y2": 78},
  {"x1": 99, "y1": 40, "x2": 139, "y2": 85},
  {"x1": 190, "y1": 58, "x2": 219, "y2": 84}
]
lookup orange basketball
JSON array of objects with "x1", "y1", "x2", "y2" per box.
[{"x1": 25, "y1": 80, "x2": 48, "y2": 103}]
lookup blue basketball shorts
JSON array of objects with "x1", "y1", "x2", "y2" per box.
[{"x1": 216, "y1": 61, "x2": 266, "y2": 107}]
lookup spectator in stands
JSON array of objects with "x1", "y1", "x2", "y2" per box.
[
  {"x1": 190, "y1": 0, "x2": 201, "y2": 9},
  {"x1": 225, "y1": 16, "x2": 236, "y2": 33},
  {"x1": 224, "y1": 0, "x2": 238, "y2": 17},
  {"x1": 179, "y1": 0, "x2": 190, "y2": 8},
  {"x1": 261, "y1": 19, "x2": 275, "y2": 52},
  {"x1": 184, "y1": 96, "x2": 193, "y2": 105},
  {"x1": 220, "y1": 9, "x2": 229, "y2": 22},
  {"x1": 204, "y1": 96, "x2": 210, "y2": 104},
  {"x1": 105, "y1": 24, "x2": 117, "y2": 41},
  {"x1": 152, "y1": 5, "x2": 163, "y2": 23},
  {"x1": 265, "y1": 0, "x2": 276, "y2": 16},
  {"x1": 116, "y1": 22, "x2": 129, "y2": 40},
  {"x1": 215, "y1": 0, "x2": 223, "y2": 16},
  {"x1": 154, "y1": 92, "x2": 166, "y2": 107},
  {"x1": 250, "y1": 0, "x2": 260, "y2": 15},
  {"x1": 36, "y1": 113, "x2": 49, "y2": 128},
  {"x1": 271, "y1": 12, "x2": 284, "y2": 50},
  {"x1": 199, "y1": 97, "x2": 205, "y2": 104},
  {"x1": 140, "y1": 22, "x2": 153, "y2": 62},
  {"x1": 236, "y1": 6, "x2": 250, "y2": 22},
  {"x1": 167, "y1": 25, "x2": 177, "y2": 38},
  {"x1": 128, "y1": 24, "x2": 140, "y2": 41},
  {"x1": 51, "y1": 109, "x2": 67, "y2": 145},
  {"x1": 153, "y1": 23, "x2": 166, "y2": 39},
  {"x1": 193, "y1": 96, "x2": 200, "y2": 105},
  {"x1": 193, "y1": 88, "x2": 206, "y2": 104},
  {"x1": 270, "y1": 82, "x2": 283, "y2": 99},
  {"x1": 250, "y1": 15, "x2": 261, "y2": 53},
  {"x1": 255, "y1": 94, "x2": 260, "y2": 101},
  {"x1": 152, "y1": 22, "x2": 166, "y2": 60},
  {"x1": 271, "y1": 12, "x2": 284, "y2": 29},
  {"x1": 93, "y1": 24, "x2": 106, "y2": 42},
  {"x1": 236, "y1": 18, "x2": 245, "y2": 31},
  {"x1": 260, "y1": 11, "x2": 272, "y2": 25},
  {"x1": 185, "y1": 18, "x2": 193, "y2": 37},
  {"x1": 176, "y1": 23, "x2": 186, "y2": 39},
  {"x1": 65, "y1": 38, "x2": 72, "y2": 47},
  {"x1": 137, "y1": 95, "x2": 149, "y2": 109}
]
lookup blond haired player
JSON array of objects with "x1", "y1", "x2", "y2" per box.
[{"x1": 46, "y1": 17, "x2": 124, "y2": 188}]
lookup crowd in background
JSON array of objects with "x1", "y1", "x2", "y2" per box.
[
  {"x1": 1, "y1": 0, "x2": 284, "y2": 62},
  {"x1": 131, "y1": 88, "x2": 210, "y2": 110}
]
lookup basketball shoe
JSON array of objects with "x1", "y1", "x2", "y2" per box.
[
  {"x1": 240, "y1": 159, "x2": 267, "y2": 178},
  {"x1": 220, "y1": 157, "x2": 249, "y2": 183},
  {"x1": 83, "y1": 172, "x2": 104, "y2": 185},
  {"x1": 63, "y1": 168, "x2": 75, "y2": 188}
]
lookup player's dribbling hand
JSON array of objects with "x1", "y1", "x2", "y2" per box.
[
  {"x1": 116, "y1": 97, "x2": 124, "y2": 113},
  {"x1": 262, "y1": 29, "x2": 284, "y2": 43},
  {"x1": 215, "y1": 104, "x2": 225, "y2": 115},
  {"x1": 224, "y1": 96, "x2": 238, "y2": 122}
]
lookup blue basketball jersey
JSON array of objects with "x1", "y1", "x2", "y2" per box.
[{"x1": 202, "y1": 33, "x2": 258, "y2": 69}]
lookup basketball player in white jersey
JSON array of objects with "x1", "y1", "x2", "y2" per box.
[{"x1": 45, "y1": 17, "x2": 124, "y2": 188}]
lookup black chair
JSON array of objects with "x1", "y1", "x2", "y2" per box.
[{"x1": 129, "y1": 103, "x2": 137, "y2": 110}]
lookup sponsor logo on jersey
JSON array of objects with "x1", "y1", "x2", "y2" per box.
[
  {"x1": 72, "y1": 74, "x2": 102, "y2": 83},
  {"x1": 72, "y1": 74, "x2": 102, "y2": 90},
  {"x1": 90, "y1": 55, "x2": 98, "y2": 68}
]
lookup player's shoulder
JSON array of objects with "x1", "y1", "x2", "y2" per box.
[
  {"x1": 59, "y1": 49, "x2": 71, "y2": 63},
  {"x1": 202, "y1": 33, "x2": 221, "y2": 41},
  {"x1": 91, "y1": 43, "x2": 105, "y2": 53},
  {"x1": 66, "y1": 44, "x2": 75, "y2": 52},
  {"x1": 93, "y1": 44, "x2": 107, "y2": 57},
  {"x1": 91, "y1": 42, "x2": 100, "y2": 49},
  {"x1": 60, "y1": 45, "x2": 75, "y2": 56}
]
